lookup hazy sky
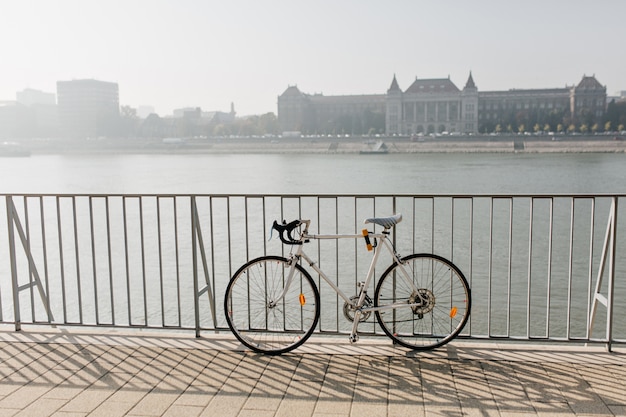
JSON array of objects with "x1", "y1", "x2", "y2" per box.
[{"x1": 2, "y1": 0, "x2": 625, "y2": 116}]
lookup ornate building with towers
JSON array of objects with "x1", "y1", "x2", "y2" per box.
[
  {"x1": 385, "y1": 73, "x2": 479, "y2": 136},
  {"x1": 277, "y1": 73, "x2": 607, "y2": 136}
]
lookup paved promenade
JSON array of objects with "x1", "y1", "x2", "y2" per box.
[{"x1": 0, "y1": 329, "x2": 624, "y2": 416}]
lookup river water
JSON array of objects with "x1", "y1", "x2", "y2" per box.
[
  {"x1": 1, "y1": 152, "x2": 625, "y2": 340},
  {"x1": 1, "y1": 152, "x2": 626, "y2": 195}
]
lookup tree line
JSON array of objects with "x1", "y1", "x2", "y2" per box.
[
  {"x1": 120, "y1": 108, "x2": 281, "y2": 138},
  {"x1": 479, "y1": 100, "x2": 626, "y2": 135}
]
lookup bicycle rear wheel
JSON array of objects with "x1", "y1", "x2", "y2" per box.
[
  {"x1": 224, "y1": 256, "x2": 320, "y2": 355},
  {"x1": 374, "y1": 253, "x2": 471, "y2": 351}
]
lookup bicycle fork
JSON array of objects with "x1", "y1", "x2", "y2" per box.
[{"x1": 267, "y1": 254, "x2": 301, "y2": 309}]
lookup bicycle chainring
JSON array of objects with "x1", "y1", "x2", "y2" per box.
[{"x1": 343, "y1": 295, "x2": 372, "y2": 322}]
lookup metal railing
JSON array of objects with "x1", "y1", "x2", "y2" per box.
[{"x1": 1, "y1": 193, "x2": 624, "y2": 349}]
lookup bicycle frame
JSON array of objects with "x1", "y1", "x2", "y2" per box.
[{"x1": 274, "y1": 223, "x2": 420, "y2": 341}]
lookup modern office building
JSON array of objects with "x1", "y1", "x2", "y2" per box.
[
  {"x1": 15, "y1": 88, "x2": 59, "y2": 136},
  {"x1": 1, "y1": 89, "x2": 59, "y2": 138},
  {"x1": 57, "y1": 79, "x2": 119, "y2": 138},
  {"x1": 16, "y1": 88, "x2": 56, "y2": 106}
]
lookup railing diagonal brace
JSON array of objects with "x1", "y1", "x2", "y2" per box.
[
  {"x1": 191, "y1": 198, "x2": 216, "y2": 336},
  {"x1": 588, "y1": 197, "x2": 617, "y2": 351},
  {"x1": 6, "y1": 196, "x2": 54, "y2": 327}
]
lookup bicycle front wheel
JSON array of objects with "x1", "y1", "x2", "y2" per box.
[
  {"x1": 374, "y1": 254, "x2": 471, "y2": 351},
  {"x1": 224, "y1": 256, "x2": 320, "y2": 355}
]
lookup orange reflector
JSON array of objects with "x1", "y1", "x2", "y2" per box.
[
  {"x1": 299, "y1": 293, "x2": 306, "y2": 306},
  {"x1": 450, "y1": 307, "x2": 458, "y2": 318}
]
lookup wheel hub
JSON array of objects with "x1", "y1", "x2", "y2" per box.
[{"x1": 409, "y1": 289, "x2": 435, "y2": 316}]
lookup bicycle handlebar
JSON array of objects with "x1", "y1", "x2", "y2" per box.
[{"x1": 272, "y1": 219, "x2": 308, "y2": 245}]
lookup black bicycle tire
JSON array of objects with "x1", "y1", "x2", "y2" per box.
[
  {"x1": 374, "y1": 253, "x2": 471, "y2": 351},
  {"x1": 224, "y1": 255, "x2": 320, "y2": 355}
]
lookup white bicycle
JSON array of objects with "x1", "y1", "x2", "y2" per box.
[{"x1": 224, "y1": 214, "x2": 471, "y2": 355}]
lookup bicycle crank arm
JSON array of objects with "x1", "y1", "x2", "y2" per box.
[{"x1": 349, "y1": 311, "x2": 362, "y2": 343}]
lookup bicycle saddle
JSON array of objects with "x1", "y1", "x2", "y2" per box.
[{"x1": 364, "y1": 213, "x2": 402, "y2": 229}]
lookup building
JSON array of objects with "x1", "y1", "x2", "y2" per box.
[
  {"x1": 15, "y1": 88, "x2": 59, "y2": 137},
  {"x1": 277, "y1": 73, "x2": 607, "y2": 136},
  {"x1": 479, "y1": 75, "x2": 606, "y2": 133},
  {"x1": 570, "y1": 76, "x2": 607, "y2": 124},
  {"x1": 478, "y1": 87, "x2": 571, "y2": 133},
  {"x1": 16, "y1": 88, "x2": 56, "y2": 106},
  {"x1": 57, "y1": 79, "x2": 119, "y2": 138},
  {"x1": 0, "y1": 101, "x2": 26, "y2": 139},
  {"x1": 0, "y1": 100, "x2": 59, "y2": 139},
  {"x1": 277, "y1": 74, "x2": 478, "y2": 136},
  {"x1": 277, "y1": 86, "x2": 386, "y2": 135},
  {"x1": 386, "y1": 73, "x2": 479, "y2": 136}
]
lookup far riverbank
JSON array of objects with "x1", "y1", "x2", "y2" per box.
[{"x1": 5, "y1": 135, "x2": 626, "y2": 155}]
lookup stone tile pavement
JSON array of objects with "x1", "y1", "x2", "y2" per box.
[{"x1": 0, "y1": 328, "x2": 624, "y2": 416}]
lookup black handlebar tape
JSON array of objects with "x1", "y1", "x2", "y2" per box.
[{"x1": 272, "y1": 220, "x2": 303, "y2": 245}]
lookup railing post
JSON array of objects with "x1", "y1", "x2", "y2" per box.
[
  {"x1": 191, "y1": 196, "x2": 217, "y2": 337},
  {"x1": 589, "y1": 196, "x2": 617, "y2": 351},
  {"x1": 191, "y1": 196, "x2": 200, "y2": 337},
  {"x1": 606, "y1": 197, "x2": 617, "y2": 351},
  {"x1": 6, "y1": 196, "x2": 21, "y2": 331}
]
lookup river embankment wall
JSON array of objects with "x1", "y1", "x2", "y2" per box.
[{"x1": 12, "y1": 135, "x2": 626, "y2": 155}]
